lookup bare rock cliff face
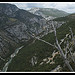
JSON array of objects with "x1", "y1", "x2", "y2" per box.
[
  {"x1": 0, "y1": 4, "x2": 47, "y2": 58},
  {"x1": 0, "y1": 3, "x2": 65, "y2": 59}
]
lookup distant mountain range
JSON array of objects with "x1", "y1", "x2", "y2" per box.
[{"x1": 28, "y1": 8, "x2": 70, "y2": 20}]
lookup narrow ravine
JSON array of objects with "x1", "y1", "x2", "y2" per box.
[{"x1": 2, "y1": 46, "x2": 24, "y2": 72}]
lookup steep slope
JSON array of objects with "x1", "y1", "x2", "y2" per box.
[
  {"x1": 7, "y1": 13, "x2": 75, "y2": 72},
  {"x1": 0, "y1": 3, "x2": 47, "y2": 69},
  {"x1": 0, "y1": 3, "x2": 47, "y2": 38},
  {"x1": 29, "y1": 8, "x2": 69, "y2": 20}
]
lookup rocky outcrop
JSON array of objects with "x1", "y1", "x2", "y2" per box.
[
  {"x1": 5, "y1": 22, "x2": 30, "y2": 41},
  {"x1": 31, "y1": 56, "x2": 37, "y2": 66},
  {"x1": 39, "y1": 51, "x2": 59, "y2": 66}
]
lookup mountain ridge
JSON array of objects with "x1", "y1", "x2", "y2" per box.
[{"x1": 28, "y1": 8, "x2": 70, "y2": 20}]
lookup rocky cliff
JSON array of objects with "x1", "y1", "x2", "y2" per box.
[
  {"x1": 0, "y1": 3, "x2": 65, "y2": 60},
  {"x1": 0, "y1": 4, "x2": 46, "y2": 58}
]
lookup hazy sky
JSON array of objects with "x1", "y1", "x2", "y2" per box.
[{"x1": 11, "y1": 2, "x2": 75, "y2": 13}]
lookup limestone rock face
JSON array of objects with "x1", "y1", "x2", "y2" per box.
[
  {"x1": 6, "y1": 22, "x2": 29, "y2": 40},
  {"x1": 0, "y1": 3, "x2": 47, "y2": 58},
  {"x1": 0, "y1": 3, "x2": 65, "y2": 59}
]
